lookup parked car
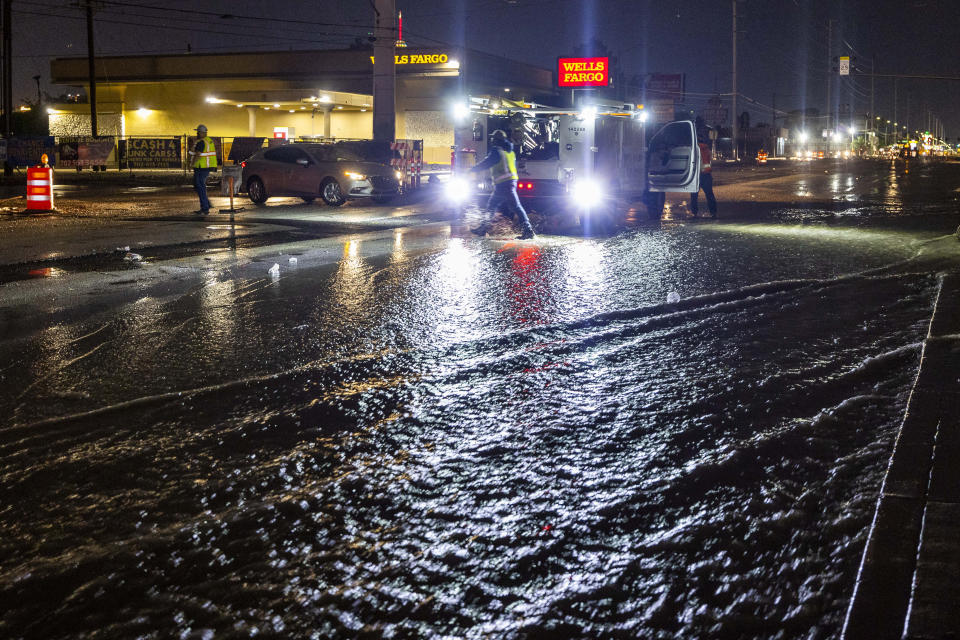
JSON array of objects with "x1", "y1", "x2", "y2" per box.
[{"x1": 241, "y1": 143, "x2": 401, "y2": 206}]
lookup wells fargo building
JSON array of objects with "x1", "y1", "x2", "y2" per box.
[{"x1": 49, "y1": 47, "x2": 555, "y2": 164}]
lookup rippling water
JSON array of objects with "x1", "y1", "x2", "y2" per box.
[{"x1": 1, "y1": 219, "x2": 953, "y2": 638}]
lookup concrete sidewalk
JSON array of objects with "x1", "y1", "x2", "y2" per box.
[{"x1": 843, "y1": 273, "x2": 960, "y2": 639}]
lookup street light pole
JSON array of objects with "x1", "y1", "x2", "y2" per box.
[
  {"x1": 731, "y1": 0, "x2": 738, "y2": 161},
  {"x1": 826, "y1": 19, "x2": 833, "y2": 131},
  {"x1": 2, "y1": 0, "x2": 11, "y2": 139},
  {"x1": 372, "y1": 0, "x2": 396, "y2": 142},
  {"x1": 85, "y1": 0, "x2": 98, "y2": 137},
  {"x1": 870, "y1": 55, "x2": 875, "y2": 133}
]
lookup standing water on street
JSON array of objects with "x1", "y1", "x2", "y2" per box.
[{"x1": 1, "y1": 214, "x2": 957, "y2": 638}]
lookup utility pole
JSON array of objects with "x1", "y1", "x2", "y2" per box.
[
  {"x1": 893, "y1": 78, "x2": 897, "y2": 127},
  {"x1": 85, "y1": 0, "x2": 98, "y2": 137},
  {"x1": 731, "y1": 0, "x2": 738, "y2": 161},
  {"x1": 372, "y1": 0, "x2": 396, "y2": 142},
  {"x1": 905, "y1": 93, "x2": 910, "y2": 136},
  {"x1": 2, "y1": 0, "x2": 11, "y2": 139},
  {"x1": 772, "y1": 92, "x2": 776, "y2": 157},
  {"x1": 825, "y1": 19, "x2": 832, "y2": 131},
  {"x1": 870, "y1": 55, "x2": 875, "y2": 133}
]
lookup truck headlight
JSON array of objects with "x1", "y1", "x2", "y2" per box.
[
  {"x1": 344, "y1": 171, "x2": 366, "y2": 181},
  {"x1": 570, "y1": 178, "x2": 603, "y2": 207},
  {"x1": 444, "y1": 176, "x2": 472, "y2": 203}
]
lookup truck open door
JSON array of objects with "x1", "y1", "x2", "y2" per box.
[{"x1": 646, "y1": 120, "x2": 700, "y2": 193}]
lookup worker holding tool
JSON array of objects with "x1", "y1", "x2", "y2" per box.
[{"x1": 468, "y1": 129, "x2": 536, "y2": 240}]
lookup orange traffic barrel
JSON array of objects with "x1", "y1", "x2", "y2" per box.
[{"x1": 26, "y1": 166, "x2": 55, "y2": 212}]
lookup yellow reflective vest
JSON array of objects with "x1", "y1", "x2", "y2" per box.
[
  {"x1": 193, "y1": 137, "x2": 218, "y2": 169},
  {"x1": 490, "y1": 148, "x2": 518, "y2": 184}
]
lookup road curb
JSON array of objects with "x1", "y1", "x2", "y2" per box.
[{"x1": 843, "y1": 272, "x2": 960, "y2": 639}]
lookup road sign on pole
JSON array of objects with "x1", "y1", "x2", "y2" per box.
[{"x1": 839, "y1": 56, "x2": 850, "y2": 76}]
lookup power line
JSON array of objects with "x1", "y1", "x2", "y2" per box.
[{"x1": 12, "y1": 6, "x2": 361, "y2": 47}]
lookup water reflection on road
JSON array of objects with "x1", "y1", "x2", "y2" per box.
[{"x1": 2, "y1": 210, "x2": 959, "y2": 638}]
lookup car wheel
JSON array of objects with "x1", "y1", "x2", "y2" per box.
[
  {"x1": 300, "y1": 196, "x2": 315, "y2": 204},
  {"x1": 372, "y1": 195, "x2": 393, "y2": 205},
  {"x1": 247, "y1": 177, "x2": 268, "y2": 205},
  {"x1": 321, "y1": 178, "x2": 346, "y2": 207}
]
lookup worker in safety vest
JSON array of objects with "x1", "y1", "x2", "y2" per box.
[
  {"x1": 188, "y1": 124, "x2": 218, "y2": 215},
  {"x1": 468, "y1": 129, "x2": 535, "y2": 239},
  {"x1": 690, "y1": 135, "x2": 717, "y2": 219}
]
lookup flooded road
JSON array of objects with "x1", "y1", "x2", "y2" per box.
[{"x1": 2, "y1": 160, "x2": 960, "y2": 638}]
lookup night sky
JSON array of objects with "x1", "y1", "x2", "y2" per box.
[{"x1": 10, "y1": 0, "x2": 959, "y2": 136}]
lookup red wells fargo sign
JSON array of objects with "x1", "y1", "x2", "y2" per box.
[{"x1": 557, "y1": 57, "x2": 609, "y2": 87}]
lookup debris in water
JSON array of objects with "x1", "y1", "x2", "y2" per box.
[
  {"x1": 123, "y1": 252, "x2": 142, "y2": 262},
  {"x1": 667, "y1": 291, "x2": 681, "y2": 304},
  {"x1": 289, "y1": 257, "x2": 298, "y2": 265},
  {"x1": 268, "y1": 263, "x2": 280, "y2": 276}
]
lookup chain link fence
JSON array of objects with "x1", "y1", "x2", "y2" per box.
[{"x1": 0, "y1": 136, "x2": 425, "y2": 190}]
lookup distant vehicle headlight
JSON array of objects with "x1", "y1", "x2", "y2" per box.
[
  {"x1": 394, "y1": 170, "x2": 402, "y2": 181},
  {"x1": 344, "y1": 171, "x2": 366, "y2": 181}
]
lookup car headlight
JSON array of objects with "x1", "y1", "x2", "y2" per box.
[
  {"x1": 344, "y1": 171, "x2": 366, "y2": 181},
  {"x1": 444, "y1": 176, "x2": 472, "y2": 203},
  {"x1": 570, "y1": 178, "x2": 603, "y2": 207},
  {"x1": 394, "y1": 170, "x2": 402, "y2": 181}
]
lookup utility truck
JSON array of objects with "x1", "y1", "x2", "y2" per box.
[{"x1": 447, "y1": 97, "x2": 701, "y2": 229}]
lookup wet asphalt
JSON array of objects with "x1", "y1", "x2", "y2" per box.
[{"x1": 1, "y1": 158, "x2": 960, "y2": 639}]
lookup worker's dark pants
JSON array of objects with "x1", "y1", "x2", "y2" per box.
[
  {"x1": 193, "y1": 168, "x2": 212, "y2": 211},
  {"x1": 690, "y1": 172, "x2": 717, "y2": 216},
  {"x1": 485, "y1": 180, "x2": 532, "y2": 230}
]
